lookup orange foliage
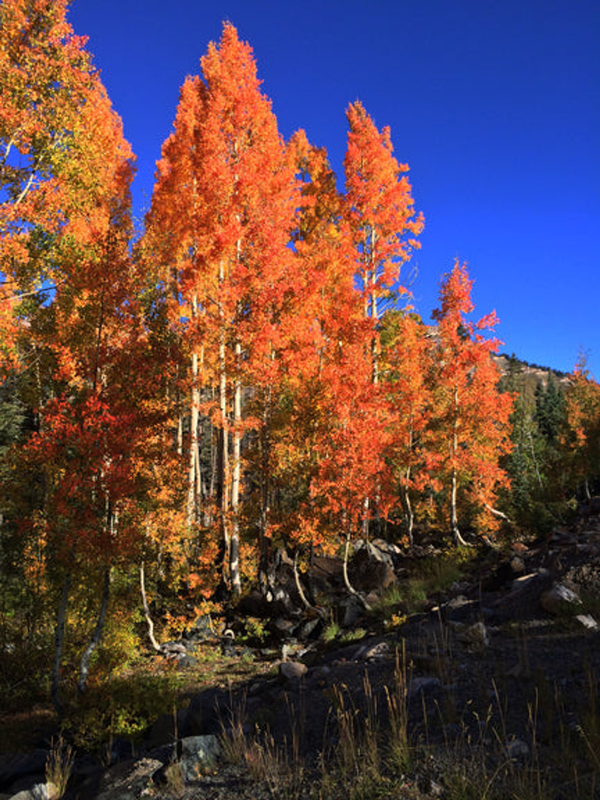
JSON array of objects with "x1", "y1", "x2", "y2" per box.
[{"x1": 429, "y1": 261, "x2": 514, "y2": 538}]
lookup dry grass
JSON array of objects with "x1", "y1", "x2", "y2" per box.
[
  {"x1": 45, "y1": 735, "x2": 75, "y2": 799},
  {"x1": 219, "y1": 688, "x2": 305, "y2": 800}
]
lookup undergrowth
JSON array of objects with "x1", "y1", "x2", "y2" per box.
[{"x1": 3, "y1": 543, "x2": 600, "y2": 798}]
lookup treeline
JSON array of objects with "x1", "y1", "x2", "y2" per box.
[{"x1": 0, "y1": 4, "x2": 599, "y2": 698}]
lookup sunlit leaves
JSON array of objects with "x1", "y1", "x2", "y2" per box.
[{"x1": 428, "y1": 260, "x2": 514, "y2": 536}]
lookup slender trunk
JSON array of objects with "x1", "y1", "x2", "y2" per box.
[
  {"x1": 361, "y1": 496, "x2": 370, "y2": 541},
  {"x1": 78, "y1": 569, "x2": 111, "y2": 693},
  {"x1": 342, "y1": 528, "x2": 370, "y2": 610},
  {"x1": 370, "y1": 227, "x2": 379, "y2": 385},
  {"x1": 527, "y1": 426, "x2": 544, "y2": 492},
  {"x1": 359, "y1": 227, "x2": 378, "y2": 545},
  {"x1": 451, "y1": 468, "x2": 470, "y2": 546},
  {"x1": 484, "y1": 503, "x2": 512, "y2": 524},
  {"x1": 404, "y1": 486, "x2": 414, "y2": 545},
  {"x1": 230, "y1": 340, "x2": 242, "y2": 596},
  {"x1": 140, "y1": 561, "x2": 162, "y2": 652},
  {"x1": 403, "y1": 465, "x2": 414, "y2": 546},
  {"x1": 258, "y1": 388, "x2": 272, "y2": 596},
  {"x1": 450, "y1": 387, "x2": 469, "y2": 546},
  {"x1": 293, "y1": 551, "x2": 314, "y2": 611},
  {"x1": 208, "y1": 407, "x2": 218, "y2": 525},
  {"x1": 227, "y1": 231, "x2": 243, "y2": 596},
  {"x1": 14, "y1": 153, "x2": 43, "y2": 208},
  {"x1": 218, "y1": 282, "x2": 231, "y2": 587},
  {"x1": 187, "y1": 296, "x2": 201, "y2": 526},
  {"x1": 187, "y1": 351, "x2": 200, "y2": 525},
  {"x1": 92, "y1": 296, "x2": 105, "y2": 394},
  {"x1": 450, "y1": 467, "x2": 459, "y2": 542},
  {"x1": 177, "y1": 413, "x2": 183, "y2": 457},
  {"x1": 195, "y1": 429, "x2": 203, "y2": 504},
  {"x1": 52, "y1": 572, "x2": 71, "y2": 715}
]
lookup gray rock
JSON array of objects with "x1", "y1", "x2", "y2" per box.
[
  {"x1": 443, "y1": 595, "x2": 477, "y2": 622},
  {"x1": 296, "y1": 616, "x2": 323, "y2": 641},
  {"x1": 94, "y1": 757, "x2": 163, "y2": 800},
  {"x1": 279, "y1": 661, "x2": 307, "y2": 683},
  {"x1": 9, "y1": 783, "x2": 56, "y2": 800},
  {"x1": 510, "y1": 555, "x2": 525, "y2": 573},
  {"x1": 356, "y1": 641, "x2": 390, "y2": 661},
  {"x1": 457, "y1": 621, "x2": 489, "y2": 650},
  {"x1": 540, "y1": 583, "x2": 582, "y2": 615},
  {"x1": 576, "y1": 613, "x2": 599, "y2": 630},
  {"x1": 490, "y1": 569, "x2": 553, "y2": 620},
  {"x1": 349, "y1": 546, "x2": 397, "y2": 592},
  {"x1": 184, "y1": 614, "x2": 214, "y2": 641},
  {"x1": 272, "y1": 617, "x2": 296, "y2": 637},
  {"x1": 160, "y1": 641, "x2": 188, "y2": 657},
  {"x1": 178, "y1": 735, "x2": 221, "y2": 781},
  {"x1": 177, "y1": 654, "x2": 198, "y2": 669},
  {"x1": 341, "y1": 594, "x2": 365, "y2": 627},
  {"x1": 310, "y1": 556, "x2": 345, "y2": 592}
]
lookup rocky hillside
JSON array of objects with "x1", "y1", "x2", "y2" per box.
[
  {"x1": 4, "y1": 507, "x2": 600, "y2": 799},
  {"x1": 494, "y1": 352, "x2": 570, "y2": 399}
]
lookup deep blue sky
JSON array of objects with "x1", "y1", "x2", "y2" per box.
[{"x1": 69, "y1": 0, "x2": 600, "y2": 376}]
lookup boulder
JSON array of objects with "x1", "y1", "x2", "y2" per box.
[
  {"x1": 0, "y1": 752, "x2": 47, "y2": 794},
  {"x1": 310, "y1": 556, "x2": 345, "y2": 592},
  {"x1": 279, "y1": 661, "x2": 307, "y2": 683},
  {"x1": 353, "y1": 539, "x2": 398, "y2": 567},
  {"x1": 340, "y1": 594, "x2": 365, "y2": 627},
  {"x1": 296, "y1": 615, "x2": 323, "y2": 641},
  {"x1": 236, "y1": 589, "x2": 282, "y2": 619},
  {"x1": 457, "y1": 621, "x2": 489, "y2": 651},
  {"x1": 510, "y1": 555, "x2": 525, "y2": 574},
  {"x1": 576, "y1": 614, "x2": 599, "y2": 630},
  {"x1": 183, "y1": 614, "x2": 214, "y2": 642},
  {"x1": 442, "y1": 595, "x2": 478, "y2": 623},
  {"x1": 349, "y1": 547, "x2": 397, "y2": 593},
  {"x1": 183, "y1": 687, "x2": 226, "y2": 737},
  {"x1": 160, "y1": 641, "x2": 188, "y2": 658},
  {"x1": 177, "y1": 735, "x2": 220, "y2": 781},
  {"x1": 540, "y1": 583, "x2": 582, "y2": 615},
  {"x1": 92, "y1": 757, "x2": 163, "y2": 800},
  {"x1": 270, "y1": 617, "x2": 296, "y2": 639},
  {"x1": 8, "y1": 783, "x2": 57, "y2": 800},
  {"x1": 355, "y1": 641, "x2": 389, "y2": 661},
  {"x1": 489, "y1": 570, "x2": 553, "y2": 621}
]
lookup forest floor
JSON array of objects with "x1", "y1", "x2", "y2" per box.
[{"x1": 3, "y1": 516, "x2": 600, "y2": 798}]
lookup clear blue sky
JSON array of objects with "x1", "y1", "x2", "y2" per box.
[{"x1": 69, "y1": 0, "x2": 600, "y2": 377}]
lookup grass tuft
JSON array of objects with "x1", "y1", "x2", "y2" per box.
[{"x1": 45, "y1": 735, "x2": 75, "y2": 799}]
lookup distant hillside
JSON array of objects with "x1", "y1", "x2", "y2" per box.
[{"x1": 494, "y1": 352, "x2": 570, "y2": 403}]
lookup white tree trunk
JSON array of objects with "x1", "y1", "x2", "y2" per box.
[
  {"x1": 78, "y1": 568, "x2": 111, "y2": 693},
  {"x1": 230, "y1": 340, "x2": 242, "y2": 596}
]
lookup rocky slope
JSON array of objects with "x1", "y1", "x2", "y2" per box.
[{"x1": 4, "y1": 513, "x2": 600, "y2": 799}]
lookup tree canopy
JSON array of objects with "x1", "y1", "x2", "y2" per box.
[{"x1": 1, "y1": 8, "x2": 598, "y2": 702}]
